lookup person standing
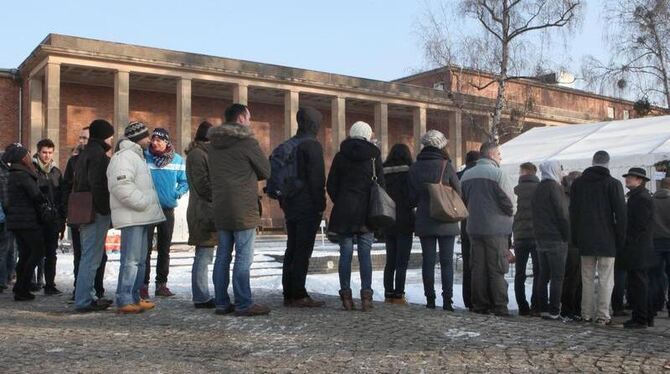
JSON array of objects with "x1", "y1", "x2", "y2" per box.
[
  {"x1": 409, "y1": 130, "x2": 460, "y2": 311},
  {"x1": 532, "y1": 160, "x2": 570, "y2": 320},
  {"x1": 0, "y1": 155, "x2": 16, "y2": 293},
  {"x1": 512, "y1": 162, "x2": 540, "y2": 317},
  {"x1": 143, "y1": 128, "x2": 189, "y2": 298},
  {"x1": 209, "y1": 104, "x2": 271, "y2": 317},
  {"x1": 650, "y1": 178, "x2": 670, "y2": 318},
  {"x1": 328, "y1": 121, "x2": 383, "y2": 312},
  {"x1": 108, "y1": 123, "x2": 166, "y2": 314},
  {"x1": 618, "y1": 168, "x2": 654, "y2": 329},
  {"x1": 3, "y1": 144, "x2": 47, "y2": 301},
  {"x1": 457, "y1": 150, "x2": 480, "y2": 310},
  {"x1": 73, "y1": 119, "x2": 115, "y2": 313},
  {"x1": 382, "y1": 143, "x2": 414, "y2": 305},
  {"x1": 185, "y1": 121, "x2": 217, "y2": 308},
  {"x1": 32, "y1": 139, "x2": 67, "y2": 295},
  {"x1": 460, "y1": 142, "x2": 514, "y2": 317},
  {"x1": 570, "y1": 150, "x2": 626, "y2": 325},
  {"x1": 278, "y1": 107, "x2": 327, "y2": 308},
  {"x1": 560, "y1": 171, "x2": 583, "y2": 321}
]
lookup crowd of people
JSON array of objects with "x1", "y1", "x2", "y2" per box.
[{"x1": 0, "y1": 102, "x2": 668, "y2": 327}]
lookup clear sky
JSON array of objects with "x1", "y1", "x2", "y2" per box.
[{"x1": 0, "y1": 0, "x2": 609, "y2": 82}]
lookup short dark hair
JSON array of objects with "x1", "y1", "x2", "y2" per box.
[
  {"x1": 520, "y1": 162, "x2": 537, "y2": 174},
  {"x1": 661, "y1": 177, "x2": 670, "y2": 189},
  {"x1": 36, "y1": 138, "x2": 55, "y2": 151},
  {"x1": 479, "y1": 141, "x2": 498, "y2": 158},
  {"x1": 465, "y1": 150, "x2": 481, "y2": 165},
  {"x1": 383, "y1": 143, "x2": 413, "y2": 167},
  {"x1": 224, "y1": 104, "x2": 249, "y2": 123}
]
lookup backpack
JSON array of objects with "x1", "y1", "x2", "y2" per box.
[{"x1": 265, "y1": 137, "x2": 309, "y2": 200}]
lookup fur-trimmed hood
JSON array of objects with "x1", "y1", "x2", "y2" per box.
[{"x1": 207, "y1": 123, "x2": 254, "y2": 150}]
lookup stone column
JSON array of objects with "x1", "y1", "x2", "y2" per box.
[
  {"x1": 114, "y1": 70, "x2": 130, "y2": 140},
  {"x1": 331, "y1": 97, "x2": 346, "y2": 153},
  {"x1": 284, "y1": 90, "x2": 299, "y2": 139},
  {"x1": 447, "y1": 110, "x2": 463, "y2": 167},
  {"x1": 29, "y1": 77, "x2": 44, "y2": 152},
  {"x1": 412, "y1": 106, "x2": 426, "y2": 155},
  {"x1": 233, "y1": 83, "x2": 248, "y2": 105},
  {"x1": 374, "y1": 102, "x2": 389, "y2": 158},
  {"x1": 45, "y1": 63, "x2": 61, "y2": 165},
  {"x1": 176, "y1": 78, "x2": 192, "y2": 152}
]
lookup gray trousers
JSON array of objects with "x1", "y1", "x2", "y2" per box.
[
  {"x1": 537, "y1": 241, "x2": 568, "y2": 315},
  {"x1": 470, "y1": 235, "x2": 509, "y2": 313}
]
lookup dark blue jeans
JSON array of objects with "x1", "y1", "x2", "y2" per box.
[
  {"x1": 384, "y1": 233, "x2": 413, "y2": 297},
  {"x1": 420, "y1": 235, "x2": 455, "y2": 302},
  {"x1": 338, "y1": 233, "x2": 374, "y2": 292},
  {"x1": 514, "y1": 239, "x2": 540, "y2": 313},
  {"x1": 213, "y1": 229, "x2": 256, "y2": 312},
  {"x1": 649, "y1": 251, "x2": 670, "y2": 312}
]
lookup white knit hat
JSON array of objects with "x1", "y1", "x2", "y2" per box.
[
  {"x1": 349, "y1": 121, "x2": 373, "y2": 141},
  {"x1": 421, "y1": 130, "x2": 448, "y2": 149}
]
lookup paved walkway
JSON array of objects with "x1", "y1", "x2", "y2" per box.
[{"x1": 0, "y1": 289, "x2": 669, "y2": 373}]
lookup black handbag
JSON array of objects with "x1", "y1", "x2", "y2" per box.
[
  {"x1": 37, "y1": 198, "x2": 58, "y2": 224},
  {"x1": 367, "y1": 158, "x2": 396, "y2": 230}
]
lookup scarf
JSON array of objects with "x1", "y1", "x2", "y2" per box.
[{"x1": 149, "y1": 142, "x2": 175, "y2": 168}]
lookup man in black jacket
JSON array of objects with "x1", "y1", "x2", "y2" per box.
[
  {"x1": 532, "y1": 160, "x2": 569, "y2": 320},
  {"x1": 619, "y1": 168, "x2": 654, "y2": 329},
  {"x1": 279, "y1": 107, "x2": 326, "y2": 308},
  {"x1": 32, "y1": 139, "x2": 66, "y2": 295},
  {"x1": 72, "y1": 119, "x2": 115, "y2": 313},
  {"x1": 570, "y1": 151, "x2": 626, "y2": 325},
  {"x1": 513, "y1": 162, "x2": 540, "y2": 316},
  {"x1": 650, "y1": 178, "x2": 670, "y2": 317}
]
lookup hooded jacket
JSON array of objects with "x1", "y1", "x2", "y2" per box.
[
  {"x1": 185, "y1": 141, "x2": 217, "y2": 247},
  {"x1": 5, "y1": 163, "x2": 46, "y2": 231},
  {"x1": 618, "y1": 185, "x2": 654, "y2": 269},
  {"x1": 107, "y1": 139, "x2": 166, "y2": 229},
  {"x1": 460, "y1": 157, "x2": 515, "y2": 236},
  {"x1": 569, "y1": 166, "x2": 626, "y2": 257},
  {"x1": 208, "y1": 123, "x2": 270, "y2": 231},
  {"x1": 327, "y1": 137, "x2": 384, "y2": 235},
  {"x1": 73, "y1": 138, "x2": 112, "y2": 216},
  {"x1": 513, "y1": 174, "x2": 540, "y2": 241},
  {"x1": 653, "y1": 188, "x2": 670, "y2": 251},
  {"x1": 281, "y1": 109, "x2": 326, "y2": 221},
  {"x1": 532, "y1": 161, "x2": 569, "y2": 243},
  {"x1": 409, "y1": 146, "x2": 461, "y2": 237},
  {"x1": 144, "y1": 149, "x2": 189, "y2": 209}
]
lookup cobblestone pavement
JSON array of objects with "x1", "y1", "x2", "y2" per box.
[{"x1": 0, "y1": 289, "x2": 669, "y2": 373}]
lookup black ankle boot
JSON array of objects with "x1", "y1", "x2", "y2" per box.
[{"x1": 426, "y1": 297, "x2": 436, "y2": 309}]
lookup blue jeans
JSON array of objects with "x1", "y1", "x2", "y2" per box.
[
  {"x1": 192, "y1": 246, "x2": 214, "y2": 303},
  {"x1": 420, "y1": 235, "x2": 455, "y2": 301},
  {"x1": 116, "y1": 225, "x2": 149, "y2": 307},
  {"x1": 338, "y1": 233, "x2": 374, "y2": 292},
  {"x1": 213, "y1": 229, "x2": 256, "y2": 312},
  {"x1": 0, "y1": 229, "x2": 16, "y2": 287},
  {"x1": 75, "y1": 214, "x2": 110, "y2": 309}
]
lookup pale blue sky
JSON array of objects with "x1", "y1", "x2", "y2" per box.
[{"x1": 0, "y1": 0, "x2": 608, "y2": 82}]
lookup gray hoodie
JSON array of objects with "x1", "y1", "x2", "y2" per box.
[{"x1": 540, "y1": 160, "x2": 562, "y2": 183}]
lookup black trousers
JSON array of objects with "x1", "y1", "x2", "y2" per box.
[
  {"x1": 627, "y1": 269, "x2": 651, "y2": 324},
  {"x1": 283, "y1": 215, "x2": 320, "y2": 300},
  {"x1": 649, "y1": 251, "x2": 670, "y2": 312},
  {"x1": 383, "y1": 233, "x2": 413, "y2": 297},
  {"x1": 72, "y1": 226, "x2": 107, "y2": 297},
  {"x1": 514, "y1": 239, "x2": 540, "y2": 313},
  {"x1": 145, "y1": 208, "x2": 175, "y2": 285},
  {"x1": 612, "y1": 267, "x2": 627, "y2": 312},
  {"x1": 461, "y1": 225, "x2": 472, "y2": 309},
  {"x1": 42, "y1": 223, "x2": 59, "y2": 288},
  {"x1": 12, "y1": 229, "x2": 45, "y2": 296},
  {"x1": 561, "y1": 246, "x2": 582, "y2": 316}
]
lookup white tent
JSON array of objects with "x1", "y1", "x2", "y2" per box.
[{"x1": 500, "y1": 115, "x2": 670, "y2": 192}]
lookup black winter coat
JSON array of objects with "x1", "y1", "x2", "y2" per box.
[
  {"x1": 532, "y1": 179, "x2": 569, "y2": 243},
  {"x1": 408, "y1": 147, "x2": 461, "y2": 237},
  {"x1": 34, "y1": 158, "x2": 66, "y2": 227},
  {"x1": 569, "y1": 166, "x2": 626, "y2": 257},
  {"x1": 383, "y1": 164, "x2": 414, "y2": 235},
  {"x1": 327, "y1": 138, "x2": 383, "y2": 235},
  {"x1": 617, "y1": 186, "x2": 654, "y2": 270},
  {"x1": 73, "y1": 139, "x2": 112, "y2": 216},
  {"x1": 5, "y1": 164, "x2": 46, "y2": 231},
  {"x1": 513, "y1": 175, "x2": 539, "y2": 241},
  {"x1": 282, "y1": 133, "x2": 326, "y2": 221}
]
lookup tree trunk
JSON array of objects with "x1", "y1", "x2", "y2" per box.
[{"x1": 491, "y1": 0, "x2": 511, "y2": 143}]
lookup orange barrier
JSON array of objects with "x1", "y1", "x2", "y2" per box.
[{"x1": 105, "y1": 231, "x2": 121, "y2": 252}]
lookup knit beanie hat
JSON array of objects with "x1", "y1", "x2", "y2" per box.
[
  {"x1": 421, "y1": 130, "x2": 448, "y2": 149},
  {"x1": 125, "y1": 122, "x2": 150, "y2": 143},
  {"x1": 89, "y1": 119, "x2": 115, "y2": 140},
  {"x1": 151, "y1": 128, "x2": 170, "y2": 143},
  {"x1": 195, "y1": 121, "x2": 213, "y2": 142},
  {"x1": 349, "y1": 121, "x2": 373, "y2": 141},
  {"x1": 2, "y1": 143, "x2": 29, "y2": 164}
]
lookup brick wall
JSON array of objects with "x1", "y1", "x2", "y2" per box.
[{"x1": 0, "y1": 76, "x2": 20, "y2": 151}]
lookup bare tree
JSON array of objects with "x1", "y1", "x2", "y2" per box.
[
  {"x1": 418, "y1": 0, "x2": 582, "y2": 142},
  {"x1": 582, "y1": 0, "x2": 670, "y2": 110}
]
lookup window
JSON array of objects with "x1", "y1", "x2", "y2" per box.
[
  {"x1": 623, "y1": 110, "x2": 630, "y2": 120},
  {"x1": 607, "y1": 107, "x2": 615, "y2": 119},
  {"x1": 433, "y1": 81, "x2": 445, "y2": 91}
]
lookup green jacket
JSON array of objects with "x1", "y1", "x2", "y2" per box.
[
  {"x1": 185, "y1": 141, "x2": 217, "y2": 247},
  {"x1": 207, "y1": 123, "x2": 270, "y2": 231}
]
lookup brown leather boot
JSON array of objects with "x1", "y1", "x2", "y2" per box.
[
  {"x1": 339, "y1": 289, "x2": 355, "y2": 311},
  {"x1": 361, "y1": 289, "x2": 374, "y2": 312}
]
